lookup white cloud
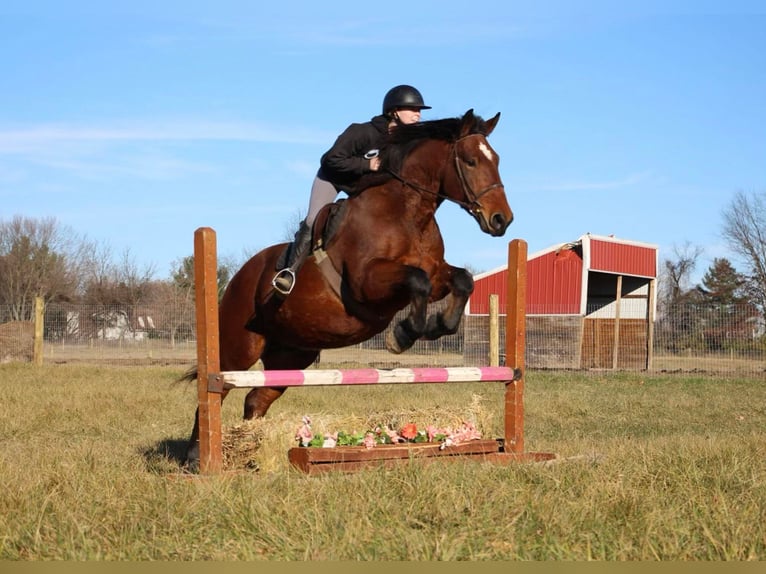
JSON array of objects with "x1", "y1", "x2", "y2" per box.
[{"x1": 0, "y1": 120, "x2": 329, "y2": 155}]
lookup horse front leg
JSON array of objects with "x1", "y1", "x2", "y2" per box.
[
  {"x1": 242, "y1": 344, "x2": 320, "y2": 419},
  {"x1": 383, "y1": 266, "x2": 432, "y2": 354},
  {"x1": 423, "y1": 264, "x2": 474, "y2": 340}
]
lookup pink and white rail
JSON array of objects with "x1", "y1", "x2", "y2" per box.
[{"x1": 217, "y1": 366, "x2": 520, "y2": 389}]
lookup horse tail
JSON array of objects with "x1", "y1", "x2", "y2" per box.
[{"x1": 175, "y1": 364, "x2": 198, "y2": 385}]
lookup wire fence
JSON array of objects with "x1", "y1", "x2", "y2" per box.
[{"x1": 1, "y1": 302, "x2": 764, "y2": 377}]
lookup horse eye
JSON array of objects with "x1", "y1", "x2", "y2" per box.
[{"x1": 465, "y1": 157, "x2": 477, "y2": 167}]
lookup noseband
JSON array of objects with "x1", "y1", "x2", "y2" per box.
[{"x1": 386, "y1": 133, "x2": 503, "y2": 214}]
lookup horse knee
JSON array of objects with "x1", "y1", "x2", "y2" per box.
[{"x1": 452, "y1": 268, "x2": 474, "y2": 297}]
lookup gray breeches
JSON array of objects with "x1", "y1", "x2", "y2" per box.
[{"x1": 306, "y1": 176, "x2": 338, "y2": 225}]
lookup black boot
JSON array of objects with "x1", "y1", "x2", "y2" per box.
[{"x1": 272, "y1": 221, "x2": 312, "y2": 296}]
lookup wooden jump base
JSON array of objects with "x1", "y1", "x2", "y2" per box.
[{"x1": 193, "y1": 227, "x2": 555, "y2": 474}]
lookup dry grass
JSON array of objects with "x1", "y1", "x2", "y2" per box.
[
  {"x1": 0, "y1": 321, "x2": 33, "y2": 363},
  {"x1": 0, "y1": 363, "x2": 764, "y2": 560}
]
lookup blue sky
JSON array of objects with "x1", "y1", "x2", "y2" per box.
[{"x1": 2, "y1": 1, "x2": 765, "y2": 284}]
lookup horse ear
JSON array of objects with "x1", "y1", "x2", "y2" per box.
[
  {"x1": 460, "y1": 109, "x2": 476, "y2": 137},
  {"x1": 484, "y1": 112, "x2": 501, "y2": 136}
]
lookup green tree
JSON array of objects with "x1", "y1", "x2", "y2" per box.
[
  {"x1": 172, "y1": 255, "x2": 232, "y2": 302},
  {"x1": 698, "y1": 258, "x2": 747, "y2": 305}
]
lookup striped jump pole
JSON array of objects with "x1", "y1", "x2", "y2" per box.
[{"x1": 193, "y1": 227, "x2": 545, "y2": 474}]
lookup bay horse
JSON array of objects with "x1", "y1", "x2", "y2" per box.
[{"x1": 180, "y1": 109, "x2": 513, "y2": 470}]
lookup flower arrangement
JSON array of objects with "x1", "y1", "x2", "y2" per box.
[{"x1": 295, "y1": 415, "x2": 482, "y2": 450}]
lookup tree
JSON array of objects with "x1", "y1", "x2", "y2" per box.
[
  {"x1": 695, "y1": 257, "x2": 757, "y2": 351},
  {"x1": 156, "y1": 255, "x2": 235, "y2": 346},
  {"x1": 721, "y1": 190, "x2": 766, "y2": 315},
  {"x1": 656, "y1": 242, "x2": 704, "y2": 352},
  {"x1": 698, "y1": 258, "x2": 747, "y2": 305},
  {"x1": 658, "y1": 242, "x2": 703, "y2": 310},
  {"x1": 0, "y1": 215, "x2": 89, "y2": 321},
  {"x1": 82, "y1": 244, "x2": 156, "y2": 307},
  {"x1": 171, "y1": 255, "x2": 233, "y2": 302}
]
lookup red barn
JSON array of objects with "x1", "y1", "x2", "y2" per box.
[{"x1": 465, "y1": 233, "x2": 659, "y2": 370}]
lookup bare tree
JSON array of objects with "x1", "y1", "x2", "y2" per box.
[
  {"x1": 82, "y1": 240, "x2": 119, "y2": 305},
  {"x1": 0, "y1": 215, "x2": 90, "y2": 320},
  {"x1": 283, "y1": 209, "x2": 305, "y2": 242},
  {"x1": 721, "y1": 190, "x2": 766, "y2": 314},
  {"x1": 115, "y1": 248, "x2": 156, "y2": 308},
  {"x1": 81, "y1": 244, "x2": 156, "y2": 307},
  {"x1": 145, "y1": 279, "x2": 195, "y2": 347},
  {"x1": 656, "y1": 242, "x2": 704, "y2": 352},
  {"x1": 658, "y1": 242, "x2": 704, "y2": 310}
]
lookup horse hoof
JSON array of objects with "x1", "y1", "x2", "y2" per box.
[
  {"x1": 385, "y1": 330, "x2": 404, "y2": 354},
  {"x1": 182, "y1": 458, "x2": 200, "y2": 474}
]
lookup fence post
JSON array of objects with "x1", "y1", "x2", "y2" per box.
[
  {"x1": 505, "y1": 239, "x2": 526, "y2": 454},
  {"x1": 33, "y1": 296, "x2": 44, "y2": 366},
  {"x1": 194, "y1": 227, "x2": 223, "y2": 475},
  {"x1": 489, "y1": 294, "x2": 499, "y2": 367}
]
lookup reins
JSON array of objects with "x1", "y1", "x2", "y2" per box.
[{"x1": 385, "y1": 133, "x2": 503, "y2": 214}]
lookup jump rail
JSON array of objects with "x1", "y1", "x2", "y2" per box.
[{"x1": 193, "y1": 227, "x2": 554, "y2": 474}]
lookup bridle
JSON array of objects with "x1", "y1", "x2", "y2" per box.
[{"x1": 386, "y1": 133, "x2": 504, "y2": 215}]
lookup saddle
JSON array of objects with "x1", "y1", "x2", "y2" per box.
[{"x1": 274, "y1": 200, "x2": 348, "y2": 295}]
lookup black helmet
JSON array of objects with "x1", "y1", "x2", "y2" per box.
[{"x1": 382, "y1": 85, "x2": 431, "y2": 115}]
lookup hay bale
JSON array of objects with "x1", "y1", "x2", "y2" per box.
[
  {"x1": 222, "y1": 419, "x2": 265, "y2": 471},
  {"x1": 0, "y1": 321, "x2": 34, "y2": 363}
]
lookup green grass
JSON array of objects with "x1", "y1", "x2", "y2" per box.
[{"x1": 0, "y1": 364, "x2": 764, "y2": 560}]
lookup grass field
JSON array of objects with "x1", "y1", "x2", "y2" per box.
[{"x1": 0, "y1": 363, "x2": 764, "y2": 560}]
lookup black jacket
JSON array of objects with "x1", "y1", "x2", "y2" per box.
[{"x1": 317, "y1": 115, "x2": 390, "y2": 192}]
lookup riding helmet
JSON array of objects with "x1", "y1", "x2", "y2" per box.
[{"x1": 382, "y1": 85, "x2": 431, "y2": 114}]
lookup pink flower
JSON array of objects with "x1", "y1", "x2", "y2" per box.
[
  {"x1": 362, "y1": 432, "x2": 376, "y2": 450},
  {"x1": 448, "y1": 421, "x2": 482, "y2": 445},
  {"x1": 295, "y1": 416, "x2": 313, "y2": 446},
  {"x1": 385, "y1": 428, "x2": 402, "y2": 443}
]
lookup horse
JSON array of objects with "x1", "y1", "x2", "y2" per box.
[{"x1": 180, "y1": 109, "x2": 513, "y2": 470}]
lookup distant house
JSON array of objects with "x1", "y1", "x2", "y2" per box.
[
  {"x1": 65, "y1": 310, "x2": 152, "y2": 341},
  {"x1": 465, "y1": 233, "x2": 659, "y2": 370}
]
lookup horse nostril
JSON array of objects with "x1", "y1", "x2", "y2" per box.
[{"x1": 491, "y1": 213, "x2": 509, "y2": 232}]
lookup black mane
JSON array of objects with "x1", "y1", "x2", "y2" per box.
[{"x1": 353, "y1": 111, "x2": 491, "y2": 194}]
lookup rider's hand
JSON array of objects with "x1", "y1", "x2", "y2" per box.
[{"x1": 370, "y1": 157, "x2": 381, "y2": 171}]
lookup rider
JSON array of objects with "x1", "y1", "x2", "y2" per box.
[{"x1": 272, "y1": 84, "x2": 431, "y2": 296}]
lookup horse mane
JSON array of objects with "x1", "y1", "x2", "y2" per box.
[{"x1": 353, "y1": 111, "x2": 492, "y2": 194}]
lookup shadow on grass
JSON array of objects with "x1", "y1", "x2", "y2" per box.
[{"x1": 141, "y1": 437, "x2": 190, "y2": 474}]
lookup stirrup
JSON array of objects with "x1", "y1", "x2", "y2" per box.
[{"x1": 272, "y1": 268, "x2": 297, "y2": 296}]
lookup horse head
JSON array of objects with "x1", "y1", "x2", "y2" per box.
[{"x1": 447, "y1": 109, "x2": 513, "y2": 236}]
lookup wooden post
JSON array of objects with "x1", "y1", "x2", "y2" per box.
[
  {"x1": 489, "y1": 294, "x2": 499, "y2": 367},
  {"x1": 612, "y1": 275, "x2": 623, "y2": 370},
  {"x1": 194, "y1": 227, "x2": 223, "y2": 475},
  {"x1": 646, "y1": 278, "x2": 656, "y2": 370},
  {"x1": 505, "y1": 239, "x2": 526, "y2": 454},
  {"x1": 33, "y1": 296, "x2": 44, "y2": 366}
]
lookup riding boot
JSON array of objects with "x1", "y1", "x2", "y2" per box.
[{"x1": 272, "y1": 221, "x2": 312, "y2": 296}]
